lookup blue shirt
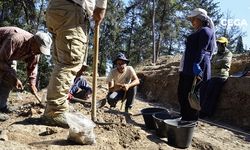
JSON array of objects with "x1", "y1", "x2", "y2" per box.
[
  {"x1": 183, "y1": 27, "x2": 214, "y2": 79},
  {"x1": 69, "y1": 76, "x2": 92, "y2": 94}
]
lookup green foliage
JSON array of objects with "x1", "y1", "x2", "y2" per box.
[
  {"x1": 1, "y1": 0, "x2": 247, "y2": 77},
  {"x1": 37, "y1": 55, "x2": 53, "y2": 90},
  {"x1": 0, "y1": 0, "x2": 52, "y2": 91},
  {"x1": 235, "y1": 36, "x2": 245, "y2": 53},
  {"x1": 216, "y1": 11, "x2": 246, "y2": 51}
]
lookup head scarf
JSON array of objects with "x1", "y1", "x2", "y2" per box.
[{"x1": 189, "y1": 8, "x2": 217, "y2": 56}]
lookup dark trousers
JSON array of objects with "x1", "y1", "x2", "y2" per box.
[
  {"x1": 107, "y1": 86, "x2": 137, "y2": 109},
  {"x1": 178, "y1": 72, "x2": 199, "y2": 121},
  {"x1": 201, "y1": 77, "x2": 226, "y2": 116}
]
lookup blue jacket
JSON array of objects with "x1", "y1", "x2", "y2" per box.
[
  {"x1": 182, "y1": 27, "x2": 214, "y2": 81},
  {"x1": 69, "y1": 76, "x2": 92, "y2": 94}
]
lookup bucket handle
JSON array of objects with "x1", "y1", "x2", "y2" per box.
[{"x1": 177, "y1": 121, "x2": 197, "y2": 128}]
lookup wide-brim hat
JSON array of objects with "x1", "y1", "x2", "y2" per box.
[
  {"x1": 34, "y1": 32, "x2": 52, "y2": 55},
  {"x1": 113, "y1": 53, "x2": 130, "y2": 65},
  {"x1": 217, "y1": 37, "x2": 229, "y2": 45},
  {"x1": 187, "y1": 8, "x2": 207, "y2": 18}
]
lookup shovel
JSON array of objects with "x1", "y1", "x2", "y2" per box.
[
  {"x1": 70, "y1": 97, "x2": 106, "y2": 109},
  {"x1": 188, "y1": 76, "x2": 201, "y2": 111}
]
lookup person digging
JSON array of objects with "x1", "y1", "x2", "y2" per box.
[
  {"x1": 65, "y1": 63, "x2": 106, "y2": 109},
  {"x1": 106, "y1": 53, "x2": 140, "y2": 114},
  {"x1": 0, "y1": 27, "x2": 52, "y2": 122}
]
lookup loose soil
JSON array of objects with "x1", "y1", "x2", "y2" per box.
[{"x1": 1, "y1": 54, "x2": 250, "y2": 150}]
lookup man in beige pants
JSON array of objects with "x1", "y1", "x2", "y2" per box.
[{"x1": 44, "y1": 0, "x2": 107, "y2": 127}]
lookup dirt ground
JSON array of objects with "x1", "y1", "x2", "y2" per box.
[
  {"x1": 0, "y1": 84, "x2": 249, "y2": 150},
  {"x1": 1, "y1": 54, "x2": 250, "y2": 150}
]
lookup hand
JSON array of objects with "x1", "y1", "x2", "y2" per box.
[
  {"x1": 122, "y1": 84, "x2": 130, "y2": 91},
  {"x1": 193, "y1": 63, "x2": 203, "y2": 76},
  {"x1": 93, "y1": 7, "x2": 106, "y2": 25},
  {"x1": 29, "y1": 84, "x2": 38, "y2": 95},
  {"x1": 84, "y1": 91, "x2": 91, "y2": 100},
  {"x1": 16, "y1": 79, "x2": 24, "y2": 90},
  {"x1": 67, "y1": 93, "x2": 73, "y2": 100},
  {"x1": 113, "y1": 83, "x2": 123, "y2": 91}
]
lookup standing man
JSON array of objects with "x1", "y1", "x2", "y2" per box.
[
  {"x1": 0, "y1": 26, "x2": 52, "y2": 121},
  {"x1": 44, "y1": 0, "x2": 107, "y2": 127},
  {"x1": 106, "y1": 53, "x2": 140, "y2": 113}
]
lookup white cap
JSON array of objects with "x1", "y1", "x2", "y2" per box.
[
  {"x1": 34, "y1": 32, "x2": 52, "y2": 55},
  {"x1": 187, "y1": 8, "x2": 207, "y2": 18}
]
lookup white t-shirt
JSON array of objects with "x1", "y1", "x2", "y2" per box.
[
  {"x1": 106, "y1": 66, "x2": 137, "y2": 84},
  {"x1": 72, "y1": 0, "x2": 107, "y2": 16}
]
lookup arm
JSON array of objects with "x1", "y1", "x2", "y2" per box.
[
  {"x1": 193, "y1": 28, "x2": 212, "y2": 76},
  {"x1": 0, "y1": 37, "x2": 23, "y2": 89},
  {"x1": 108, "y1": 81, "x2": 124, "y2": 92},
  {"x1": 213, "y1": 51, "x2": 233, "y2": 70},
  {"x1": 25, "y1": 55, "x2": 40, "y2": 94},
  {"x1": 122, "y1": 67, "x2": 140, "y2": 91},
  {"x1": 93, "y1": 0, "x2": 107, "y2": 25},
  {"x1": 195, "y1": 28, "x2": 211, "y2": 64}
]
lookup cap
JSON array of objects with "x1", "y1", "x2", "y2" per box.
[
  {"x1": 217, "y1": 37, "x2": 229, "y2": 46},
  {"x1": 34, "y1": 32, "x2": 52, "y2": 55},
  {"x1": 113, "y1": 52, "x2": 129, "y2": 64},
  {"x1": 187, "y1": 8, "x2": 207, "y2": 18}
]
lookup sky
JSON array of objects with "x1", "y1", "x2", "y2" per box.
[{"x1": 215, "y1": 0, "x2": 250, "y2": 49}]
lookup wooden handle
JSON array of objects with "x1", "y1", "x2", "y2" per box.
[{"x1": 91, "y1": 23, "x2": 100, "y2": 121}]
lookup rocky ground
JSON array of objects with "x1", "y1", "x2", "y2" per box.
[{"x1": 0, "y1": 54, "x2": 250, "y2": 150}]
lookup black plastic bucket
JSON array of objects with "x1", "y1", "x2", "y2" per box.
[
  {"x1": 141, "y1": 107, "x2": 167, "y2": 129},
  {"x1": 153, "y1": 111, "x2": 181, "y2": 138},
  {"x1": 164, "y1": 119, "x2": 196, "y2": 148}
]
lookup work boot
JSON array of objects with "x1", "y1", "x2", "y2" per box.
[
  {"x1": 42, "y1": 113, "x2": 69, "y2": 128},
  {"x1": 0, "y1": 113, "x2": 9, "y2": 121}
]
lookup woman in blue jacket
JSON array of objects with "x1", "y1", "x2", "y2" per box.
[{"x1": 178, "y1": 8, "x2": 216, "y2": 121}]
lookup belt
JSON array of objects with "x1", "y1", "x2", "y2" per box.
[{"x1": 65, "y1": 0, "x2": 81, "y2": 7}]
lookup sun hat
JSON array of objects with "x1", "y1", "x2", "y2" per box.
[
  {"x1": 187, "y1": 8, "x2": 207, "y2": 18},
  {"x1": 216, "y1": 37, "x2": 229, "y2": 46},
  {"x1": 34, "y1": 32, "x2": 52, "y2": 55},
  {"x1": 113, "y1": 52, "x2": 129, "y2": 64}
]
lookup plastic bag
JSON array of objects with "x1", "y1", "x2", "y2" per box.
[{"x1": 65, "y1": 112, "x2": 96, "y2": 145}]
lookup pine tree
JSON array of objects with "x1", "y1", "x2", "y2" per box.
[{"x1": 235, "y1": 36, "x2": 244, "y2": 53}]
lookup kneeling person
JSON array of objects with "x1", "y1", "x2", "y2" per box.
[
  {"x1": 69, "y1": 75, "x2": 92, "y2": 100},
  {"x1": 106, "y1": 53, "x2": 140, "y2": 112}
]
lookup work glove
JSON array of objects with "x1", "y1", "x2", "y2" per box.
[{"x1": 193, "y1": 63, "x2": 203, "y2": 76}]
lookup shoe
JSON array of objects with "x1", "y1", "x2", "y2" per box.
[
  {"x1": 0, "y1": 113, "x2": 9, "y2": 121},
  {"x1": 42, "y1": 113, "x2": 69, "y2": 128},
  {"x1": 124, "y1": 108, "x2": 132, "y2": 115}
]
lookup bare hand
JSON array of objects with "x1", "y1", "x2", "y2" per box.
[
  {"x1": 122, "y1": 84, "x2": 130, "y2": 91},
  {"x1": 93, "y1": 7, "x2": 106, "y2": 25},
  {"x1": 30, "y1": 84, "x2": 38, "y2": 95},
  {"x1": 16, "y1": 79, "x2": 23, "y2": 90}
]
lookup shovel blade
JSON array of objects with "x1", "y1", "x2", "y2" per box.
[
  {"x1": 188, "y1": 92, "x2": 201, "y2": 111},
  {"x1": 70, "y1": 97, "x2": 106, "y2": 109}
]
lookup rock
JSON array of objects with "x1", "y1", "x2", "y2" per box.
[{"x1": 0, "y1": 130, "x2": 8, "y2": 141}]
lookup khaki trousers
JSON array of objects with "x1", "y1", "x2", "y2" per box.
[{"x1": 44, "y1": 0, "x2": 88, "y2": 117}]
